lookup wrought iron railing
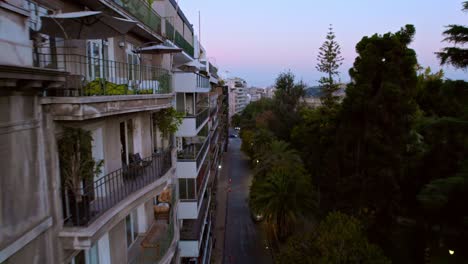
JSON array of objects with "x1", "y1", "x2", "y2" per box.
[
  {"x1": 62, "y1": 150, "x2": 172, "y2": 227},
  {"x1": 34, "y1": 53, "x2": 172, "y2": 96},
  {"x1": 111, "y1": 0, "x2": 162, "y2": 35},
  {"x1": 196, "y1": 108, "x2": 209, "y2": 128}
]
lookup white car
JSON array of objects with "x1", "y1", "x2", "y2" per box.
[{"x1": 234, "y1": 127, "x2": 240, "y2": 130}]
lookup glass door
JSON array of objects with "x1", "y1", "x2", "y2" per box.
[{"x1": 87, "y1": 40, "x2": 109, "y2": 82}]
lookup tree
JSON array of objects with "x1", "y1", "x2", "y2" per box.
[
  {"x1": 272, "y1": 71, "x2": 306, "y2": 140},
  {"x1": 250, "y1": 165, "x2": 315, "y2": 241},
  {"x1": 277, "y1": 212, "x2": 390, "y2": 264},
  {"x1": 333, "y1": 25, "x2": 419, "y2": 229},
  {"x1": 253, "y1": 140, "x2": 302, "y2": 179},
  {"x1": 436, "y1": 1, "x2": 468, "y2": 69},
  {"x1": 231, "y1": 113, "x2": 241, "y2": 127},
  {"x1": 316, "y1": 25, "x2": 344, "y2": 107}
]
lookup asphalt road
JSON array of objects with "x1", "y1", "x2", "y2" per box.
[{"x1": 223, "y1": 132, "x2": 273, "y2": 264}]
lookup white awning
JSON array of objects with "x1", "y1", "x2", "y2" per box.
[
  {"x1": 39, "y1": 11, "x2": 136, "y2": 39},
  {"x1": 135, "y1": 44, "x2": 183, "y2": 54}
]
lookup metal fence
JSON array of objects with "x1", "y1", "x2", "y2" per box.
[
  {"x1": 62, "y1": 150, "x2": 172, "y2": 227},
  {"x1": 34, "y1": 53, "x2": 172, "y2": 96}
]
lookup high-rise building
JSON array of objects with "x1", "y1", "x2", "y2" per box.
[
  {"x1": 0, "y1": 1, "x2": 228, "y2": 263},
  {"x1": 226, "y1": 78, "x2": 248, "y2": 120}
]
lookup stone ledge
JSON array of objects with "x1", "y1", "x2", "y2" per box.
[{"x1": 41, "y1": 95, "x2": 174, "y2": 121}]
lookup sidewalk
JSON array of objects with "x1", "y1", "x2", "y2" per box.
[{"x1": 211, "y1": 150, "x2": 230, "y2": 264}]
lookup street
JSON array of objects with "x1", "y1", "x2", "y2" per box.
[{"x1": 222, "y1": 132, "x2": 273, "y2": 264}]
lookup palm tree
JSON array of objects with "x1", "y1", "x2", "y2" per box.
[
  {"x1": 250, "y1": 165, "x2": 316, "y2": 241},
  {"x1": 254, "y1": 140, "x2": 303, "y2": 178},
  {"x1": 251, "y1": 129, "x2": 274, "y2": 161}
]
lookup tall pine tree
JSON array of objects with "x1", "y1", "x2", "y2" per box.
[
  {"x1": 316, "y1": 25, "x2": 344, "y2": 107},
  {"x1": 436, "y1": 1, "x2": 468, "y2": 69}
]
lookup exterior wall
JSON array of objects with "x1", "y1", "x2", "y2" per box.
[
  {"x1": 109, "y1": 219, "x2": 127, "y2": 264},
  {"x1": 0, "y1": 3, "x2": 32, "y2": 66},
  {"x1": 1, "y1": 1, "x2": 209, "y2": 264},
  {"x1": 0, "y1": 91, "x2": 63, "y2": 264}
]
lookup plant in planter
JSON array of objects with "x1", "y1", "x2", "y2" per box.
[
  {"x1": 153, "y1": 108, "x2": 184, "y2": 150},
  {"x1": 59, "y1": 127, "x2": 104, "y2": 226}
]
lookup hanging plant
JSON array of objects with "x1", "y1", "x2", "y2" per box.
[
  {"x1": 154, "y1": 108, "x2": 184, "y2": 138},
  {"x1": 58, "y1": 127, "x2": 104, "y2": 200}
]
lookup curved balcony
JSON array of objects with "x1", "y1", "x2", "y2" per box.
[{"x1": 62, "y1": 150, "x2": 172, "y2": 227}]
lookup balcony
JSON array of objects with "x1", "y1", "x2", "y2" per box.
[
  {"x1": 36, "y1": 53, "x2": 173, "y2": 120},
  {"x1": 176, "y1": 108, "x2": 209, "y2": 137},
  {"x1": 177, "y1": 135, "x2": 209, "y2": 172},
  {"x1": 35, "y1": 53, "x2": 172, "y2": 96},
  {"x1": 62, "y1": 150, "x2": 172, "y2": 227},
  {"x1": 110, "y1": 0, "x2": 162, "y2": 35},
  {"x1": 179, "y1": 194, "x2": 211, "y2": 257},
  {"x1": 165, "y1": 21, "x2": 194, "y2": 58},
  {"x1": 173, "y1": 72, "x2": 210, "y2": 93},
  {"x1": 129, "y1": 187, "x2": 178, "y2": 264},
  {"x1": 178, "y1": 160, "x2": 210, "y2": 219}
]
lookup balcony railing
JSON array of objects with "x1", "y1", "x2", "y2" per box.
[
  {"x1": 62, "y1": 150, "x2": 172, "y2": 227},
  {"x1": 111, "y1": 0, "x2": 162, "y2": 35},
  {"x1": 34, "y1": 53, "x2": 172, "y2": 96},
  {"x1": 177, "y1": 135, "x2": 210, "y2": 168},
  {"x1": 196, "y1": 73, "x2": 210, "y2": 89},
  {"x1": 196, "y1": 108, "x2": 209, "y2": 128},
  {"x1": 180, "y1": 194, "x2": 209, "y2": 240}
]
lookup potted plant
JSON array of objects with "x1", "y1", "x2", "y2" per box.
[
  {"x1": 59, "y1": 127, "x2": 103, "y2": 225},
  {"x1": 153, "y1": 108, "x2": 184, "y2": 151}
]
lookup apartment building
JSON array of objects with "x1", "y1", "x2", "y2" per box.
[
  {"x1": 0, "y1": 0, "x2": 227, "y2": 263},
  {"x1": 226, "y1": 78, "x2": 248, "y2": 120}
]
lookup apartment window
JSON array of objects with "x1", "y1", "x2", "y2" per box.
[
  {"x1": 179, "y1": 178, "x2": 196, "y2": 200},
  {"x1": 125, "y1": 210, "x2": 138, "y2": 248},
  {"x1": 126, "y1": 44, "x2": 139, "y2": 81}
]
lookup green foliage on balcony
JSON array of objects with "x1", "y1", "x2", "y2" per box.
[
  {"x1": 113, "y1": 0, "x2": 162, "y2": 34},
  {"x1": 84, "y1": 78, "x2": 133, "y2": 96}
]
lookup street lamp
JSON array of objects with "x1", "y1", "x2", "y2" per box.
[
  {"x1": 218, "y1": 164, "x2": 222, "y2": 169},
  {"x1": 449, "y1": 249, "x2": 455, "y2": 255}
]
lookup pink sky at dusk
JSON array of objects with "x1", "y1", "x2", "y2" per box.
[{"x1": 179, "y1": 0, "x2": 467, "y2": 87}]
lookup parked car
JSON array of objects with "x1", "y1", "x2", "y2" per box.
[
  {"x1": 229, "y1": 134, "x2": 238, "y2": 138},
  {"x1": 234, "y1": 127, "x2": 241, "y2": 131}
]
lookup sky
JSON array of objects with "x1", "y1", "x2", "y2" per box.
[{"x1": 178, "y1": 0, "x2": 467, "y2": 87}]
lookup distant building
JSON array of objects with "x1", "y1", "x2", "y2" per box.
[
  {"x1": 247, "y1": 87, "x2": 264, "y2": 102},
  {"x1": 226, "y1": 78, "x2": 248, "y2": 120},
  {"x1": 264, "y1": 86, "x2": 276, "y2": 99}
]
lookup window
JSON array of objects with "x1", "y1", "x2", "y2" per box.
[
  {"x1": 126, "y1": 44, "x2": 139, "y2": 81},
  {"x1": 125, "y1": 210, "x2": 138, "y2": 248},
  {"x1": 179, "y1": 178, "x2": 196, "y2": 200}
]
